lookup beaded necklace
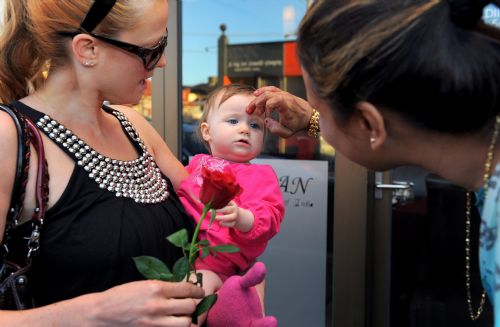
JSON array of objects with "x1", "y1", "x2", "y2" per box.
[
  {"x1": 464, "y1": 114, "x2": 500, "y2": 320},
  {"x1": 36, "y1": 109, "x2": 169, "y2": 204}
]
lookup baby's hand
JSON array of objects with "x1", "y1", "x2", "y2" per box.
[
  {"x1": 216, "y1": 200, "x2": 239, "y2": 228},
  {"x1": 216, "y1": 201, "x2": 254, "y2": 232}
]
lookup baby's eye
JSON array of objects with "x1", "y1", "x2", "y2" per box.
[
  {"x1": 249, "y1": 122, "x2": 262, "y2": 130},
  {"x1": 227, "y1": 119, "x2": 238, "y2": 125}
]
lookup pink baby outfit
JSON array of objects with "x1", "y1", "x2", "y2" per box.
[{"x1": 177, "y1": 154, "x2": 285, "y2": 279}]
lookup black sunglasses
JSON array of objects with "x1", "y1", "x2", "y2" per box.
[
  {"x1": 59, "y1": 29, "x2": 168, "y2": 71},
  {"x1": 59, "y1": 0, "x2": 167, "y2": 71}
]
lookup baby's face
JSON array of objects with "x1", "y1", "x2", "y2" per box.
[{"x1": 201, "y1": 94, "x2": 265, "y2": 163}]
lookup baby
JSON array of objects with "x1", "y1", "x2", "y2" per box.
[{"x1": 177, "y1": 84, "x2": 285, "y2": 319}]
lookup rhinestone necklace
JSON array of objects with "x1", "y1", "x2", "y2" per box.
[
  {"x1": 36, "y1": 109, "x2": 169, "y2": 204},
  {"x1": 465, "y1": 114, "x2": 500, "y2": 320}
]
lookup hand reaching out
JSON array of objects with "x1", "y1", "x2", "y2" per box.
[
  {"x1": 246, "y1": 86, "x2": 314, "y2": 137},
  {"x1": 91, "y1": 280, "x2": 205, "y2": 326},
  {"x1": 216, "y1": 200, "x2": 254, "y2": 232}
]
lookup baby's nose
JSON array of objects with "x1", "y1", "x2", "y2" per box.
[{"x1": 239, "y1": 123, "x2": 250, "y2": 134}]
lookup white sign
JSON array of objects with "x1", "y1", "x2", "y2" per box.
[{"x1": 253, "y1": 158, "x2": 329, "y2": 327}]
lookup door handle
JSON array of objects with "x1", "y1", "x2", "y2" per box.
[
  {"x1": 374, "y1": 172, "x2": 414, "y2": 204},
  {"x1": 375, "y1": 183, "x2": 412, "y2": 190}
]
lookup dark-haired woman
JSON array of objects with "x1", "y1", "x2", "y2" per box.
[{"x1": 248, "y1": 0, "x2": 500, "y2": 324}]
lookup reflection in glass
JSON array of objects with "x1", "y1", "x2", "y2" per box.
[{"x1": 180, "y1": 2, "x2": 333, "y2": 164}]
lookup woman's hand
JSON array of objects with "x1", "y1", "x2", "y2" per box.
[
  {"x1": 246, "y1": 86, "x2": 314, "y2": 138},
  {"x1": 91, "y1": 280, "x2": 205, "y2": 326},
  {"x1": 216, "y1": 200, "x2": 254, "y2": 232},
  {"x1": 0, "y1": 280, "x2": 204, "y2": 326}
]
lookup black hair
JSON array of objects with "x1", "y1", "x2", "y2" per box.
[{"x1": 299, "y1": 0, "x2": 500, "y2": 133}]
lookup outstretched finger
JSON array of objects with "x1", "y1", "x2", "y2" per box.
[
  {"x1": 254, "y1": 86, "x2": 281, "y2": 96},
  {"x1": 246, "y1": 95, "x2": 272, "y2": 115},
  {"x1": 216, "y1": 201, "x2": 236, "y2": 214},
  {"x1": 162, "y1": 281, "x2": 205, "y2": 299},
  {"x1": 216, "y1": 211, "x2": 237, "y2": 223},
  {"x1": 158, "y1": 315, "x2": 193, "y2": 327},
  {"x1": 247, "y1": 90, "x2": 283, "y2": 116},
  {"x1": 161, "y1": 298, "x2": 199, "y2": 316},
  {"x1": 246, "y1": 98, "x2": 261, "y2": 115}
]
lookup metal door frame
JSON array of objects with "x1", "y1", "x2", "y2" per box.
[
  {"x1": 151, "y1": 0, "x2": 182, "y2": 158},
  {"x1": 332, "y1": 155, "x2": 392, "y2": 327}
]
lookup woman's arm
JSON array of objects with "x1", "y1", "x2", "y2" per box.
[
  {"x1": 0, "y1": 280, "x2": 204, "y2": 326},
  {"x1": 228, "y1": 165, "x2": 285, "y2": 249},
  {"x1": 0, "y1": 110, "x2": 21, "y2": 243}
]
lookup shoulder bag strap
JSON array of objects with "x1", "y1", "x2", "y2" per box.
[
  {"x1": 24, "y1": 116, "x2": 49, "y2": 259},
  {"x1": 0, "y1": 105, "x2": 49, "y2": 259}
]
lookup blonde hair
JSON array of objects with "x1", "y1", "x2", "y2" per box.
[
  {"x1": 197, "y1": 84, "x2": 256, "y2": 150},
  {"x1": 0, "y1": 0, "x2": 147, "y2": 103}
]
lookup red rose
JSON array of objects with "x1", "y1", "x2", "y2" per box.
[{"x1": 199, "y1": 167, "x2": 242, "y2": 209}]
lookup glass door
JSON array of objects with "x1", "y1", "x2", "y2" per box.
[
  {"x1": 367, "y1": 166, "x2": 495, "y2": 327},
  {"x1": 179, "y1": 1, "x2": 334, "y2": 325}
]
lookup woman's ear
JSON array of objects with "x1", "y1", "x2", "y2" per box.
[
  {"x1": 354, "y1": 101, "x2": 387, "y2": 150},
  {"x1": 71, "y1": 34, "x2": 99, "y2": 67},
  {"x1": 200, "y1": 122, "x2": 211, "y2": 142}
]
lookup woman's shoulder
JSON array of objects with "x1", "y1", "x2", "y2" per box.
[
  {"x1": 107, "y1": 104, "x2": 158, "y2": 148},
  {"x1": 0, "y1": 109, "x2": 23, "y2": 242},
  {"x1": 0, "y1": 109, "x2": 21, "y2": 149},
  {"x1": 107, "y1": 104, "x2": 146, "y2": 126}
]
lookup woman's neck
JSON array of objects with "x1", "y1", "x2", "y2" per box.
[
  {"x1": 21, "y1": 67, "x2": 105, "y2": 128},
  {"x1": 404, "y1": 128, "x2": 497, "y2": 191}
]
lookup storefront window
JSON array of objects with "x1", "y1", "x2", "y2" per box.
[{"x1": 180, "y1": 0, "x2": 333, "y2": 165}]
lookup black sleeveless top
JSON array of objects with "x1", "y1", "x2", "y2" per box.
[{"x1": 11, "y1": 100, "x2": 193, "y2": 306}]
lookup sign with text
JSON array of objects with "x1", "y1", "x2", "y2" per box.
[
  {"x1": 227, "y1": 42, "x2": 283, "y2": 77},
  {"x1": 253, "y1": 158, "x2": 329, "y2": 327}
]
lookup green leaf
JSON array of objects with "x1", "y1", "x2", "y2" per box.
[
  {"x1": 166, "y1": 229, "x2": 189, "y2": 249},
  {"x1": 208, "y1": 208, "x2": 216, "y2": 227},
  {"x1": 133, "y1": 256, "x2": 173, "y2": 281},
  {"x1": 201, "y1": 246, "x2": 210, "y2": 259},
  {"x1": 198, "y1": 239, "x2": 210, "y2": 247},
  {"x1": 172, "y1": 256, "x2": 190, "y2": 282},
  {"x1": 192, "y1": 294, "x2": 218, "y2": 324},
  {"x1": 209, "y1": 244, "x2": 240, "y2": 255}
]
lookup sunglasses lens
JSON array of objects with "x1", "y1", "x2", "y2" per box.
[{"x1": 145, "y1": 39, "x2": 168, "y2": 70}]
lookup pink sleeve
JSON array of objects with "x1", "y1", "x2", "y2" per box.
[
  {"x1": 230, "y1": 164, "x2": 285, "y2": 256},
  {"x1": 177, "y1": 155, "x2": 203, "y2": 222},
  {"x1": 185, "y1": 154, "x2": 199, "y2": 174}
]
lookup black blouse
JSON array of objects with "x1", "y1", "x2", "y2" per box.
[{"x1": 10, "y1": 100, "x2": 193, "y2": 305}]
